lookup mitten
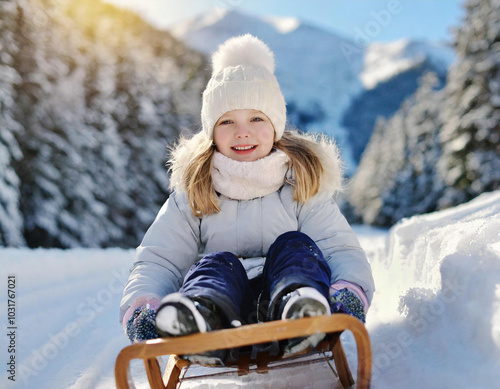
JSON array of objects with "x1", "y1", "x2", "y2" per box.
[
  {"x1": 329, "y1": 285, "x2": 367, "y2": 323},
  {"x1": 330, "y1": 288, "x2": 366, "y2": 322},
  {"x1": 123, "y1": 295, "x2": 160, "y2": 342}
]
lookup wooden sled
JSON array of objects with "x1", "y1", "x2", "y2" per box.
[{"x1": 115, "y1": 313, "x2": 371, "y2": 389}]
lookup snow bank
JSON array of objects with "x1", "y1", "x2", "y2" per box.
[{"x1": 366, "y1": 190, "x2": 500, "y2": 388}]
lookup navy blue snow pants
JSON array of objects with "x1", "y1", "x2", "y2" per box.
[{"x1": 178, "y1": 231, "x2": 332, "y2": 326}]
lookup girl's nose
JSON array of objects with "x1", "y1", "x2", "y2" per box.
[{"x1": 235, "y1": 124, "x2": 250, "y2": 137}]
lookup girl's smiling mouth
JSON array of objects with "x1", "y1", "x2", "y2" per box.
[{"x1": 232, "y1": 145, "x2": 257, "y2": 154}]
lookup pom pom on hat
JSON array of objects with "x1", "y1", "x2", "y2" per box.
[
  {"x1": 201, "y1": 34, "x2": 286, "y2": 140},
  {"x1": 211, "y1": 34, "x2": 275, "y2": 76}
]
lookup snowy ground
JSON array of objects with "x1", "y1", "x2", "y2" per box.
[{"x1": 1, "y1": 191, "x2": 499, "y2": 389}]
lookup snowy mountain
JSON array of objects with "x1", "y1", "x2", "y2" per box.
[
  {"x1": 360, "y1": 39, "x2": 454, "y2": 90},
  {"x1": 343, "y1": 39, "x2": 451, "y2": 163},
  {"x1": 170, "y1": 9, "x2": 454, "y2": 169},
  {"x1": 2, "y1": 191, "x2": 498, "y2": 388}
]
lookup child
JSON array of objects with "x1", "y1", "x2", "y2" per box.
[{"x1": 120, "y1": 34, "x2": 375, "y2": 363}]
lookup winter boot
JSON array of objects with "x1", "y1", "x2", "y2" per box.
[
  {"x1": 155, "y1": 293, "x2": 226, "y2": 366},
  {"x1": 277, "y1": 287, "x2": 331, "y2": 357}
]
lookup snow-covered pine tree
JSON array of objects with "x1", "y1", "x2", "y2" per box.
[
  {"x1": 111, "y1": 55, "x2": 176, "y2": 245},
  {"x1": 343, "y1": 54, "x2": 448, "y2": 164},
  {"x1": 0, "y1": 0, "x2": 25, "y2": 246},
  {"x1": 64, "y1": 0, "x2": 208, "y2": 246},
  {"x1": 379, "y1": 74, "x2": 444, "y2": 223},
  {"x1": 1, "y1": 0, "x2": 207, "y2": 247},
  {"x1": 347, "y1": 74, "x2": 443, "y2": 226},
  {"x1": 437, "y1": 0, "x2": 500, "y2": 208},
  {"x1": 78, "y1": 50, "x2": 136, "y2": 247},
  {"x1": 9, "y1": 0, "x2": 125, "y2": 247},
  {"x1": 9, "y1": 0, "x2": 70, "y2": 247}
]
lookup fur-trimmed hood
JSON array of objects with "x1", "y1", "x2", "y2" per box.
[
  {"x1": 168, "y1": 130, "x2": 344, "y2": 198},
  {"x1": 295, "y1": 131, "x2": 344, "y2": 195}
]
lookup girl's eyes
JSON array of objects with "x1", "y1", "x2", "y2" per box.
[{"x1": 218, "y1": 117, "x2": 265, "y2": 125}]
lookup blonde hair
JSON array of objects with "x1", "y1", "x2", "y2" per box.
[{"x1": 168, "y1": 130, "x2": 342, "y2": 217}]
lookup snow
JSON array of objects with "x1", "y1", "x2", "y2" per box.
[
  {"x1": 361, "y1": 39, "x2": 455, "y2": 89},
  {"x1": 264, "y1": 16, "x2": 301, "y2": 34},
  {"x1": 366, "y1": 191, "x2": 500, "y2": 387},
  {"x1": 1, "y1": 191, "x2": 499, "y2": 388}
]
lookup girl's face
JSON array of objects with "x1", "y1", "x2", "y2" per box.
[{"x1": 213, "y1": 109, "x2": 275, "y2": 162}]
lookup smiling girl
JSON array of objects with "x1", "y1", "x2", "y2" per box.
[{"x1": 119, "y1": 35, "x2": 374, "y2": 364}]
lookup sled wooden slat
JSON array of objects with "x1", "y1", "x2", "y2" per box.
[
  {"x1": 115, "y1": 313, "x2": 371, "y2": 389},
  {"x1": 331, "y1": 333, "x2": 355, "y2": 388},
  {"x1": 144, "y1": 357, "x2": 164, "y2": 388},
  {"x1": 236, "y1": 353, "x2": 252, "y2": 376},
  {"x1": 163, "y1": 356, "x2": 189, "y2": 389}
]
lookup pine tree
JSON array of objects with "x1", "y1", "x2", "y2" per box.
[
  {"x1": 347, "y1": 74, "x2": 443, "y2": 226},
  {"x1": 9, "y1": 0, "x2": 68, "y2": 246},
  {"x1": 9, "y1": 0, "x2": 120, "y2": 247},
  {"x1": 0, "y1": 0, "x2": 25, "y2": 246},
  {"x1": 438, "y1": 0, "x2": 500, "y2": 208}
]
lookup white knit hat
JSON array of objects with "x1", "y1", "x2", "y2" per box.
[{"x1": 201, "y1": 34, "x2": 287, "y2": 140}]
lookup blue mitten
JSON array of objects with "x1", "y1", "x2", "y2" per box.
[
  {"x1": 330, "y1": 288, "x2": 366, "y2": 323},
  {"x1": 123, "y1": 295, "x2": 161, "y2": 342},
  {"x1": 126, "y1": 306, "x2": 158, "y2": 342}
]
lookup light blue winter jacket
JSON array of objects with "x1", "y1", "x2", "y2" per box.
[{"x1": 119, "y1": 183, "x2": 375, "y2": 322}]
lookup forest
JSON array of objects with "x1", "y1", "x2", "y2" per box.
[{"x1": 0, "y1": 0, "x2": 498, "y2": 248}]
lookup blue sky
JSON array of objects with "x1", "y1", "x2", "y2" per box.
[{"x1": 105, "y1": 0, "x2": 465, "y2": 43}]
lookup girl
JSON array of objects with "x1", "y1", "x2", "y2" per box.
[{"x1": 120, "y1": 34, "x2": 375, "y2": 363}]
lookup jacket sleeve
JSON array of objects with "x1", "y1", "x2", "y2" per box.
[
  {"x1": 297, "y1": 191, "x2": 375, "y2": 305},
  {"x1": 119, "y1": 191, "x2": 201, "y2": 322}
]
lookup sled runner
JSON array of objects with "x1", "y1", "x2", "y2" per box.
[{"x1": 115, "y1": 313, "x2": 371, "y2": 389}]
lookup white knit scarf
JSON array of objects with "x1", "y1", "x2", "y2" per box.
[{"x1": 211, "y1": 150, "x2": 290, "y2": 200}]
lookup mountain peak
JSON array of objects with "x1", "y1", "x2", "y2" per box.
[
  {"x1": 170, "y1": 8, "x2": 263, "y2": 39},
  {"x1": 263, "y1": 15, "x2": 301, "y2": 34},
  {"x1": 361, "y1": 38, "x2": 454, "y2": 89}
]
